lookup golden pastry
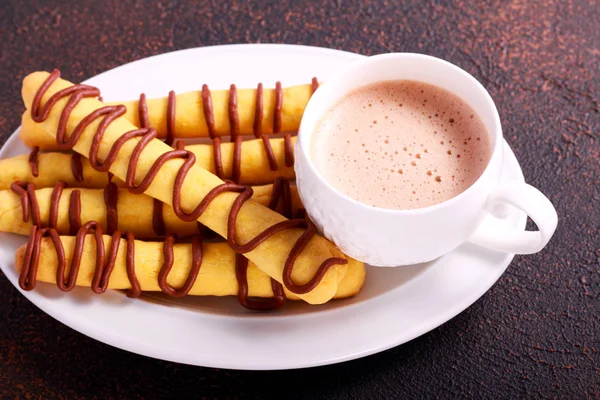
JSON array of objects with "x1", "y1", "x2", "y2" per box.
[
  {"x1": 0, "y1": 150, "x2": 111, "y2": 190},
  {"x1": 20, "y1": 78, "x2": 318, "y2": 149},
  {"x1": 0, "y1": 180, "x2": 304, "y2": 239},
  {"x1": 15, "y1": 226, "x2": 365, "y2": 308},
  {"x1": 15, "y1": 137, "x2": 296, "y2": 184},
  {"x1": 0, "y1": 143, "x2": 296, "y2": 189},
  {"x1": 21, "y1": 70, "x2": 345, "y2": 305}
]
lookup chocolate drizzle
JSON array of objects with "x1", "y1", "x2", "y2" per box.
[
  {"x1": 19, "y1": 222, "x2": 142, "y2": 297},
  {"x1": 274, "y1": 82, "x2": 283, "y2": 134},
  {"x1": 235, "y1": 254, "x2": 285, "y2": 310},
  {"x1": 135, "y1": 78, "x2": 317, "y2": 183},
  {"x1": 252, "y1": 82, "x2": 278, "y2": 172},
  {"x1": 11, "y1": 181, "x2": 41, "y2": 226},
  {"x1": 201, "y1": 85, "x2": 224, "y2": 179},
  {"x1": 138, "y1": 91, "x2": 176, "y2": 146},
  {"x1": 138, "y1": 93, "x2": 149, "y2": 129},
  {"x1": 228, "y1": 84, "x2": 243, "y2": 184},
  {"x1": 19, "y1": 227, "x2": 62, "y2": 291},
  {"x1": 268, "y1": 177, "x2": 295, "y2": 218},
  {"x1": 234, "y1": 177, "x2": 295, "y2": 309},
  {"x1": 228, "y1": 84, "x2": 240, "y2": 136},
  {"x1": 28, "y1": 146, "x2": 40, "y2": 177},
  {"x1": 48, "y1": 181, "x2": 66, "y2": 229},
  {"x1": 254, "y1": 83, "x2": 263, "y2": 135},
  {"x1": 71, "y1": 153, "x2": 84, "y2": 182},
  {"x1": 201, "y1": 84, "x2": 216, "y2": 136},
  {"x1": 25, "y1": 69, "x2": 346, "y2": 298},
  {"x1": 166, "y1": 91, "x2": 176, "y2": 146},
  {"x1": 152, "y1": 198, "x2": 166, "y2": 237},
  {"x1": 158, "y1": 234, "x2": 203, "y2": 297},
  {"x1": 68, "y1": 190, "x2": 81, "y2": 235},
  {"x1": 232, "y1": 135, "x2": 243, "y2": 184}
]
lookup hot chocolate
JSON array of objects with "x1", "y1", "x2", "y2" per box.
[{"x1": 311, "y1": 80, "x2": 492, "y2": 210}]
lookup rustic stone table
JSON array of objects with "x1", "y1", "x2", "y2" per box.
[{"x1": 0, "y1": 1, "x2": 597, "y2": 398}]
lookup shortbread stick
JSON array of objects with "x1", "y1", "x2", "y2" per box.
[
  {"x1": 18, "y1": 131, "x2": 296, "y2": 185},
  {"x1": 22, "y1": 71, "x2": 346, "y2": 305},
  {"x1": 14, "y1": 233, "x2": 365, "y2": 301},
  {"x1": 0, "y1": 182, "x2": 304, "y2": 239}
]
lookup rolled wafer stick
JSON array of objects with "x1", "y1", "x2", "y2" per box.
[
  {"x1": 0, "y1": 179, "x2": 304, "y2": 239},
  {"x1": 0, "y1": 140, "x2": 296, "y2": 189},
  {"x1": 14, "y1": 228, "x2": 365, "y2": 304},
  {"x1": 0, "y1": 151, "x2": 111, "y2": 190},
  {"x1": 16, "y1": 137, "x2": 296, "y2": 185},
  {"x1": 21, "y1": 71, "x2": 345, "y2": 305},
  {"x1": 20, "y1": 78, "x2": 319, "y2": 149}
]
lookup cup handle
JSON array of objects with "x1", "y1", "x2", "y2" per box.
[{"x1": 467, "y1": 181, "x2": 558, "y2": 254}]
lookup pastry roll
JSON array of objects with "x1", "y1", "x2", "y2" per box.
[
  {"x1": 0, "y1": 151, "x2": 111, "y2": 190},
  {"x1": 20, "y1": 79, "x2": 318, "y2": 149},
  {"x1": 14, "y1": 229, "x2": 365, "y2": 304},
  {"x1": 15, "y1": 137, "x2": 296, "y2": 185},
  {"x1": 0, "y1": 181, "x2": 304, "y2": 239},
  {"x1": 21, "y1": 71, "x2": 345, "y2": 305}
]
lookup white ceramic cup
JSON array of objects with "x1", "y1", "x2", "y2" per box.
[{"x1": 295, "y1": 53, "x2": 558, "y2": 266}]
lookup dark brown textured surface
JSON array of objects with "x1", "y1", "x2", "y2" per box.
[{"x1": 0, "y1": 0, "x2": 598, "y2": 398}]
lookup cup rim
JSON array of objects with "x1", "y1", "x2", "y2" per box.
[{"x1": 297, "y1": 52, "x2": 503, "y2": 215}]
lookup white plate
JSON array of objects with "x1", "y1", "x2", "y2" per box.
[{"x1": 0, "y1": 44, "x2": 526, "y2": 370}]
